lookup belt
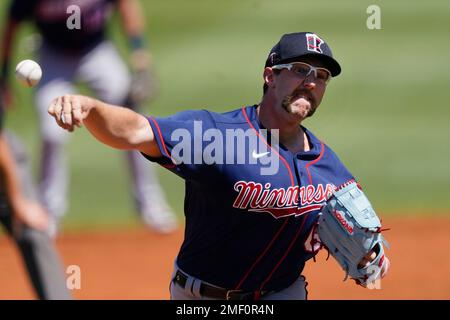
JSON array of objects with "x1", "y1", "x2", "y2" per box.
[{"x1": 173, "y1": 270, "x2": 269, "y2": 300}]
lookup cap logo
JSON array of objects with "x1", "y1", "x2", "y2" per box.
[
  {"x1": 306, "y1": 33, "x2": 324, "y2": 54},
  {"x1": 269, "y1": 52, "x2": 277, "y2": 64}
]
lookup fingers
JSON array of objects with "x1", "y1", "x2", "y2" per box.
[
  {"x1": 48, "y1": 95, "x2": 83, "y2": 132},
  {"x1": 381, "y1": 257, "x2": 390, "y2": 278},
  {"x1": 18, "y1": 201, "x2": 50, "y2": 232},
  {"x1": 358, "y1": 250, "x2": 377, "y2": 269},
  {"x1": 30, "y1": 202, "x2": 50, "y2": 232},
  {"x1": 47, "y1": 96, "x2": 58, "y2": 117},
  {"x1": 49, "y1": 96, "x2": 63, "y2": 125},
  {"x1": 62, "y1": 96, "x2": 73, "y2": 128},
  {"x1": 72, "y1": 96, "x2": 83, "y2": 128}
]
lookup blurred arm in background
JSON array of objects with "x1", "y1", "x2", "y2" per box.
[
  {"x1": 118, "y1": 0, "x2": 151, "y2": 69},
  {"x1": 0, "y1": 17, "x2": 20, "y2": 109},
  {"x1": 0, "y1": 1, "x2": 45, "y2": 229},
  {"x1": 0, "y1": 132, "x2": 49, "y2": 232},
  {"x1": 0, "y1": 127, "x2": 73, "y2": 300},
  {"x1": 117, "y1": 0, "x2": 158, "y2": 105}
]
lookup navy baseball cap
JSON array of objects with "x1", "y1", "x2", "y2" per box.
[{"x1": 265, "y1": 32, "x2": 341, "y2": 77}]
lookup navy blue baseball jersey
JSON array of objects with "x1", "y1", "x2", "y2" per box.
[
  {"x1": 9, "y1": 0, "x2": 116, "y2": 51},
  {"x1": 144, "y1": 105, "x2": 354, "y2": 292}
]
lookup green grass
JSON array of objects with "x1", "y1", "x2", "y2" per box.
[{"x1": 1, "y1": 0, "x2": 449, "y2": 230}]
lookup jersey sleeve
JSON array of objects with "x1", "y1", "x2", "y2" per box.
[
  {"x1": 323, "y1": 144, "x2": 356, "y2": 186},
  {"x1": 143, "y1": 109, "x2": 217, "y2": 180},
  {"x1": 9, "y1": 0, "x2": 37, "y2": 22}
]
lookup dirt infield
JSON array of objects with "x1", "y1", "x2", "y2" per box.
[{"x1": 1, "y1": 215, "x2": 449, "y2": 300}]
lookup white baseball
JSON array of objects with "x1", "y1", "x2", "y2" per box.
[{"x1": 15, "y1": 59, "x2": 42, "y2": 87}]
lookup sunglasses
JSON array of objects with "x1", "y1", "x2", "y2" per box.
[{"x1": 271, "y1": 62, "x2": 332, "y2": 84}]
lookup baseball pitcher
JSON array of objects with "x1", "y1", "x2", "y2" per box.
[{"x1": 46, "y1": 32, "x2": 390, "y2": 300}]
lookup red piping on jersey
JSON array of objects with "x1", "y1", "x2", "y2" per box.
[
  {"x1": 235, "y1": 107, "x2": 295, "y2": 290},
  {"x1": 296, "y1": 204, "x2": 323, "y2": 215},
  {"x1": 148, "y1": 117, "x2": 176, "y2": 169},
  {"x1": 305, "y1": 141, "x2": 325, "y2": 185},
  {"x1": 259, "y1": 213, "x2": 309, "y2": 291}
]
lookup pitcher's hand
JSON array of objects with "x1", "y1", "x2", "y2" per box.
[{"x1": 48, "y1": 95, "x2": 94, "y2": 132}]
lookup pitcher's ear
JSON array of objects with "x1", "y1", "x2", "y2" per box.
[{"x1": 263, "y1": 67, "x2": 276, "y2": 89}]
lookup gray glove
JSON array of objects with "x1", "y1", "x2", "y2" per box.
[
  {"x1": 128, "y1": 68, "x2": 159, "y2": 106},
  {"x1": 317, "y1": 180, "x2": 389, "y2": 287}
]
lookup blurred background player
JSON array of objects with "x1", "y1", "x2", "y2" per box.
[
  {"x1": 0, "y1": 99, "x2": 71, "y2": 300},
  {"x1": 0, "y1": 0, "x2": 178, "y2": 236}
]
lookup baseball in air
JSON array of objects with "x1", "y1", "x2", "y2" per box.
[{"x1": 15, "y1": 59, "x2": 42, "y2": 87}]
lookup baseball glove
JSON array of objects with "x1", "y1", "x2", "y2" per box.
[
  {"x1": 128, "y1": 67, "x2": 159, "y2": 106},
  {"x1": 317, "y1": 180, "x2": 389, "y2": 287}
]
